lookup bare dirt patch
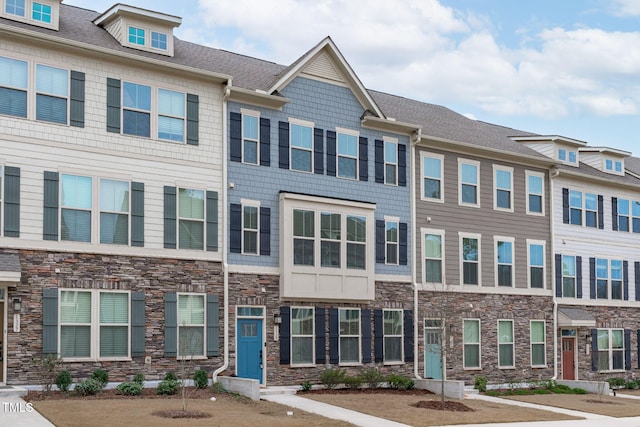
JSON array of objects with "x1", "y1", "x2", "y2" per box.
[{"x1": 505, "y1": 393, "x2": 640, "y2": 418}]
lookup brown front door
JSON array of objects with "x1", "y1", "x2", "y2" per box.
[{"x1": 562, "y1": 337, "x2": 575, "y2": 380}]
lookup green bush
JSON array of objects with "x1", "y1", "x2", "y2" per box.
[
  {"x1": 343, "y1": 375, "x2": 363, "y2": 389},
  {"x1": 210, "y1": 381, "x2": 226, "y2": 394},
  {"x1": 626, "y1": 380, "x2": 639, "y2": 390},
  {"x1": 319, "y1": 368, "x2": 346, "y2": 390},
  {"x1": 386, "y1": 374, "x2": 414, "y2": 390},
  {"x1": 474, "y1": 375, "x2": 488, "y2": 392},
  {"x1": 572, "y1": 387, "x2": 587, "y2": 394},
  {"x1": 608, "y1": 377, "x2": 626, "y2": 389},
  {"x1": 359, "y1": 367, "x2": 384, "y2": 389},
  {"x1": 164, "y1": 371, "x2": 177, "y2": 381},
  {"x1": 157, "y1": 379, "x2": 179, "y2": 395},
  {"x1": 55, "y1": 370, "x2": 72, "y2": 393},
  {"x1": 300, "y1": 381, "x2": 313, "y2": 392},
  {"x1": 486, "y1": 390, "x2": 500, "y2": 397},
  {"x1": 116, "y1": 382, "x2": 143, "y2": 396},
  {"x1": 133, "y1": 372, "x2": 144, "y2": 386},
  {"x1": 91, "y1": 369, "x2": 108, "y2": 388},
  {"x1": 193, "y1": 370, "x2": 209, "y2": 389},
  {"x1": 74, "y1": 378, "x2": 103, "y2": 396}
]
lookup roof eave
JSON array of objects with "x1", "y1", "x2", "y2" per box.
[
  {"x1": 361, "y1": 115, "x2": 420, "y2": 135},
  {"x1": 227, "y1": 86, "x2": 289, "y2": 110}
]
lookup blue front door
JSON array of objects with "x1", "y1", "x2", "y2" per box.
[
  {"x1": 237, "y1": 318, "x2": 263, "y2": 383},
  {"x1": 425, "y1": 329, "x2": 442, "y2": 379}
]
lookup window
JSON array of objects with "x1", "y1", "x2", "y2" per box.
[
  {"x1": 526, "y1": 172, "x2": 544, "y2": 214},
  {"x1": 585, "y1": 193, "x2": 598, "y2": 227},
  {"x1": 321, "y1": 212, "x2": 341, "y2": 267},
  {"x1": 385, "y1": 220, "x2": 399, "y2": 265},
  {"x1": 530, "y1": 320, "x2": 546, "y2": 366},
  {"x1": 6, "y1": 0, "x2": 25, "y2": 16},
  {"x1": 158, "y1": 89, "x2": 185, "y2": 142},
  {"x1": 384, "y1": 141, "x2": 397, "y2": 185},
  {"x1": 606, "y1": 159, "x2": 613, "y2": 170},
  {"x1": 122, "y1": 82, "x2": 151, "y2": 137},
  {"x1": 60, "y1": 290, "x2": 129, "y2": 359},
  {"x1": 99, "y1": 179, "x2": 130, "y2": 245},
  {"x1": 615, "y1": 161, "x2": 622, "y2": 173},
  {"x1": 337, "y1": 130, "x2": 358, "y2": 179},
  {"x1": 562, "y1": 255, "x2": 576, "y2": 298},
  {"x1": 463, "y1": 319, "x2": 480, "y2": 369},
  {"x1": 597, "y1": 329, "x2": 624, "y2": 371},
  {"x1": 633, "y1": 201, "x2": 640, "y2": 233},
  {"x1": 423, "y1": 230, "x2": 443, "y2": 283},
  {"x1": 383, "y1": 309, "x2": 403, "y2": 362},
  {"x1": 528, "y1": 241, "x2": 545, "y2": 289},
  {"x1": 339, "y1": 308, "x2": 360, "y2": 364},
  {"x1": 293, "y1": 209, "x2": 314, "y2": 266},
  {"x1": 569, "y1": 190, "x2": 582, "y2": 225},
  {"x1": 128, "y1": 26, "x2": 145, "y2": 45},
  {"x1": 32, "y1": 2, "x2": 50, "y2": 23},
  {"x1": 291, "y1": 307, "x2": 314, "y2": 365},
  {"x1": 178, "y1": 188, "x2": 204, "y2": 250},
  {"x1": 460, "y1": 233, "x2": 480, "y2": 285},
  {"x1": 290, "y1": 122, "x2": 313, "y2": 172},
  {"x1": 422, "y1": 153, "x2": 443, "y2": 201},
  {"x1": 347, "y1": 215, "x2": 366, "y2": 269},
  {"x1": 558, "y1": 149, "x2": 566, "y2": 161},
  {"x1": 596, "y1": 259, "x2": 623, "y2": 300},
  {"x1": 559, "y1": 148, "x2": 577, "y2": 164},
  {"x1": 459, "y1": 160, "x2": 479, "y2": 206},
  {"x1": 151, "y1": 31, "x2": 167, "y2": 50},
  {"x1": 494, "y1": 166, "x2": 513, "y2": 211},
  {"x1": 569, "y1": 151, "x2": 577, "y2": 163},
  {"x1": 242, "y1": 204, "x2": 258, "y2": 255},
  {"x1": 0, "y1": 56, "x2": 28, "y2": 118},
  {"x1": 242, "y1": 113, "x2": 259, "y2": 164},
  {"x1": 36, "y1": 64, "x2": 68, "y2": 124},
  {"x1": 618, "y1": 198, "x2": 630, "y2": 232},
  {"x1": 61, "y1": 174, "x2": 92, "y2": 242},
  {"x1": 177, "y1": 294, "x2": 205, "y2": 357},
  {"x1": 496, "y1": 237, "x2": 514, "y2": 287},
  {"x1": 498, "y1": 320, "x2": 514, "y2": 368}
]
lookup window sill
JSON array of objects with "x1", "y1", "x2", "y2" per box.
[
  {"x1": 493, "y1": 207, "x2": 514, "y2": 213},
  {"x1": 290, "y1": 363, "x2": 317, "y2": 368},
  {"x1": 383, "y1": 361, "x2": 404, "y2": 366},
  {"x1": 62, "y1": 357, "x2": 132, "y2": 363},
  {"x1": 420, "y1": 197, "x2": 444, "y2": 204},
  {"x1": 531, "y1": 365, "x2": 547, "y2": 369},
  {"x1": 338, "y1": 362, "x2": 362, "y2": 367},
  {"x1": 178, "y1": 356, "x2": 208, "y2": 361},
  {"x1": 498, "y1": 366, "x2": 516, "y2": 370},
  {"x1": 459, "y1": 203, "x2": 480, "y2": 209},
  {"x1": 463, "y1": 367, "x2": 482, "y2": 371}
]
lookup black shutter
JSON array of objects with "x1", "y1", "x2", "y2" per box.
[
  {"x1": 589, "y1": 258, "x2": 596, "y2": 299},
  {"x1": 206, "y1": 191, "x2": 219, "y2": 252},
  {"x1": 131, "y1": 292, "x2": 145, "y2": 357},
  {"x1": 375, "y1": 139, "x2": 384, "y2": 183},
  {"x1": 4, "y1": 166, "x2": 20, "y2": 237},
  {"x1": 623, "y1": 261, "x2": 629, "y2": 301},
  {"x1": 278, "y1": 121, "x2": 289, "y2": 169},
  {"x1": 562, "y1": 188, "x2": 569, "y2": 224},
  {"x1": 376, "y1": 220, "x2": 385, "y2": 263},
  {"x1": 555, "y1": 254, "x2": 562, "y2": 298},
  {"x1": 42, "y1": 288, "x2": 58, "y2": 355},
  {"x1": 576, "y1": 256, "x2": 583, "y2": 299},
  {"x1": 329, "y1": 308, "x2": 339, "y2": 364},
  {"x1": 43, "y1": 171, "x2": 59, "y2": 241},
  {"x1": 207, "y1": 294, "x2": 220, "y2": 357},
  {"x1": 279, "y1": 306, "x2": 291, "y2": 365},
  {"x1": 260, "y1": 118, "x2": 271, "y2": 166},
  {"x1": 398, "y1": 143, "x2": 407, "y2": 187},
  {"x1": 374, "y1": 309, "x2": 383, "y2": 363},
  {"x1": 164, "y1": 293, "x2": 177, "y2": 357},
  {"x1": 358, "y1": 137, "x2": 368, "y2": 181},
  {"x1": 229, "y1": 203, "x2": 242, "y2": 253},
  {"x1": 315, "y1": 307, "x2": 326, "y2": 364},
  {"x1": 260, "y1": 207, "x2": 270, "y2": 256},
  {"x1": 326, "y1": 131, "x2": 336, "y2": 176},
  {"x1": 70, "y1": 70, "x2": 85, "y2": 128},
  {"x1": 638, "y1": 330, "x2": 640, "y2": 369},
  {"x1": 625, "y1": 329, "x2": 631, "y2": 370},
  {"x1": 361, "y1": 309, "x2": 372, "y2": 363},
  {"x1": 163, "y1": 186, "x2": 177, "y2": 249},
  {"x1": 131, "y1": 182, "x2": 144, "y2": 247},
  {"x1": 399, "y1": 222, "x2": 408, "y2": 266},
  {"x1": 612, "y1": 197, "x2": 619, "y2": 231},
  {"x1": 314, "y1": 128, "x2": 324, "y2": 174},
  {"x1": 591, "y1": 329, "x2": 598, "y2": 371},
  {"x1": 404, "y1": 310, "x2": 414, "y2": 362},
  {"x1": 186, "y1": 93, "x2": 199, "y2": 145},
  {"x1": 106, "y1": 78, "x2": 121, "y2": 133},
  {"x1": 230, "y1": 112, "x2": 242, "y2": 162},
  {"x1": 636, "y1": 262, "x2": 640, "y2": 302},
  {"x1": 597, "y1": 195, "x2": 604, "y2": 229}
]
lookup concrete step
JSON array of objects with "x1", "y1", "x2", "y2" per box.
[
  {"x1": 260, "y1": 386, "x2": 298, "y2": 396},
  {"x1": 0, "y1": 386, "x2": 28, "y2": 398}
]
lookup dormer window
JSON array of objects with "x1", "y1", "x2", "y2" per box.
[
  {"x1": 6, "y1": 0, "x2": 25, "y2": 17},
  {"x1": 32, "y1": 2, "x2": 50, "y2": 23},
  {"x1": 605, "y1": 159, "x2": 623, "y2": 173},
  {"x1": 558, "y1": 148, "x2": 577, "y2": 165},
  {"x1": 151, "y1": 32, "x2": 167, "y2": 51},
  {"x1": 2, "y1": 0, "x2": 59, "y2": 29},
  {"x1": 128, "y1": 26, "x2": 145, "y2": 46}
]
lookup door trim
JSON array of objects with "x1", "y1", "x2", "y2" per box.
[
  {"x1": 0, "y1": 287, "x2": 6, "y2": 385},
  {"x1": 561, "y1": 333, "x2": 577, "y2": 381},
  {"x1": 235, "y1": 306, "x2": 266, "y2": 385}
]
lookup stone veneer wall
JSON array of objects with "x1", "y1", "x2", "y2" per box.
[
  {"x1": 417, "y1": 291, "x2": 555, "y2": 385},
  {"x1": 5, "y1": 249, "x2": 223, "y2": 385},
  {"x1": 227, "y1": 273, "x2": 415, "y2": 385}
]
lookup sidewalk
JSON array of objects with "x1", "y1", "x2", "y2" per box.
[{"x1": 0, "y1": 397, "x2": 54, "y2": 427}]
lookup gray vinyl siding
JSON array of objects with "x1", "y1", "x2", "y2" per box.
[{"x1": 415, "y1": 145, "x2": 552, "y2": 290}]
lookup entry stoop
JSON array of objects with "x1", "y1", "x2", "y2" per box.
[
  {"x1": 0, "y1": 386, "x2": 28, "y2": 398},
  {"x1": 259, "y1": 386, "x2": 299, "y2": 397}
]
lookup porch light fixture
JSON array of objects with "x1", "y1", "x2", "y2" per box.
[
  {"x1": 586, "y1": 334, "x2": 592, "y2": 345},
  {"x1": 273, "y1": 313, "x2": 282, "y2": 324},
  {"x1": 13, "y1": 297, "x2": 21, "y2": 312}
]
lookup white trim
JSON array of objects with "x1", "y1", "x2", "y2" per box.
[
  {"x1": 382, "y1": 308, "x2": 404, "y2": 364},
  {"x1": 176, "y1": 292, "x2": 207, "y2": 359},
  {"x1": 462, "y1": 318, "x2": 481, "y2": 370},
  {"x1": 593, "y1": 258, "x2": 624, "y2": 301},
  {"x1": 338, "y1": 307, "x2": 362, "y2": 365},
  {"x1": 416, "y1": 282, "x2": 552, "y2": 296},
  {"x1": 421, "y1": 227, "x2": 445, "y2": 285},
  {"x1": 459, "y1": 232, "x2": 481, "y2": 286},
  {"x1": 384, "y1": 139, "x2": 398, "y2": 186},
  {"x1": 240, "y1": 110, "x2": 260, "y2": 166},
  {"x1": 525, "y1": 171, "x2": 545, "y2": 216},
  {"x1": 374, "y1": 274, "x2": 412, "y2": 283},
  {"x1": 241, "y1": 203, "x2": 260, "y2": 256},
  {"x1": 384, "y1": 219, "x2": 399, "y2": 266},
  {"x1": 458, "y1": 158, "x2": 480, "y2": 208},
  {"x1": 336, "y1": 128, "x2": 359, "y2": 180},
  {"x1": 494, "y1": 236, "x2": 515, "y2": 287},
  {"x1": 526, "y1": 239, "x2": 546, "y2": 290},
  {"x1": 560, "y1": 254, "x2": 577, "y2": 298},
  {"x1": 288, "y1": 117, "x2": 315, "y2": 128},
  {"x1": 227, "y1": 264, "x2": 279, "y2": 275},
  {"x1": 493, "y1": 164, "x2": 514, "y2": 212},
  {"x1": 420, "y1": 152, "x2": 444, "y2": 203},
  {"x1": 497, "y1": 319, "x2": 515, "y2": 369},
  {"x1": 530, "y1": 319, "x2": 547, "y2": 367},
  {"x1": 234, "y1": 305, "x2": 266, "y2": 384},
  {"x1": 288, "y1": 119, "x2": 314, "y2": 174},
  {"x1": 290, "y1": 306, "x2": 316, "y2": 366}
]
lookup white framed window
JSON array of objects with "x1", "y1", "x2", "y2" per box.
[
  {"x1": 128, "y1": 26, "x2": 145, "y2": 46},
  {"x1": 242, "y1": 110, "x2": 259, "y2": 165},
  {"x1": 36, "y1": 64, "x2": 69, "y2": 125},
  {"x1": 530, "y1": 320, "x2": 546, "y2": 367},
  {"x1": 562, "y1": 255, "x2": 576, "y2": 298},
  {"x1": 458, "y1": 159, "x2": 479, "y2": 207},
  {"x1": 293, "y1": 209, "x2": 314, "y2": 266},
  {"x1": 178, "y1": 188, "x2": 205, "y2": 250},
  {"x1": 632, "y1": 201, "x2": 640, "y2": 233},
  {"x1": 596, "y1": 258, "x2": 623, "y2": 300},
  {"x1": 617, "y1": 198, "x2": 630, "y2": 232},
  {"x1": 596, "y1": 329, "x2": 624, "y2": 372},
  {"x1": 242, "y1": 201, "x2": 259, "y2": 255},
  {"x1": 321, "y1": 212, "x2": 341, "y2": 268},
  {"x1": 558, "y1": 148, "x2": 577, "y2": 165},
  {"x1": 421, "y1": 152, "x2": 443, "y2": 202},
  {"x1": 337, "y1": 128, "x2": 358, "y2": 180},
  {"x1": 291, "y1": 307, "x2": 314, "y2": 365},
  {"x1": 151, "y1": 31, "x2": 168, "y2": 51},
  {"x1": 569, "y1": 190, "x2": 582, "y2": 225},
  {"x1": 177, "y1": 293, "x2": 206, "y2": 358},
  {"x1": 158, "y1": 89, "x2": 185, "y2": 142},
  {"x1": 6, "y1": 0, "x2": 25, "y2": 16},
  {"x1": 0, "y1": 56, "x2": 28, "y2": 119},
  {"x1": 346, "y1": 215, "x2": 366, "y2": 269},
  {"x1": 498, "y1": 319, "x2": 514, "y2": 368},
  {"x1": 59, "y1": 289, "x2": 130, "y2": 360},
  {"x1": 460, "y1": 232, "x2": 480, "y2": 285},
  {"x1": 422, "y1": 228, "x2": 444, "y2": 284},
  {"x1": 60, "y1": 173, "x2": 92, "y2": 243},
  {"x1": 384, "y1": 139, "x2": 398, "y2": 185},
  {"x1": 495, "y1": 236, "x2": 514, "y2": 287},
  {"x1": 383, "y1": 309, "x2": 403, "y2": 362},
  {"x1": 585, "y1": 193, "x2": 598, "y2": 228},
  {"x1": 99, "y1": 178, "x2": 130, "y2": 245},
  {"x1": 290, "y1": 120, "x2": 313, "y2": 173},
  {"x1": 339, "y1": 308, "x2": 361, "y2": 364},
  {"x1": 463, "y1": 319, "x2": 480, "y2": 369},
  {"x1": 3, "y1": 0, "x2": 57, "y2": 28},
  {"x1": 527, "y1": 240, "x2": 545, "y2": 289},
  {"x1": 493, "y1": 165, "x2": 513, "y2": 211},
  {"x1": 385, "y1": 219, "x2": 399, "y2": 265},
  {"x1": 526, "y1": 171, "x2": 544, "y2": 215},
  {"x1": 122, "y1": 81, "x2": 151, "y2": 138}
]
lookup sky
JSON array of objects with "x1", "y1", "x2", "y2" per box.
[{"x1": 64, "y1": 0, "x2": 640, "y2": 156}]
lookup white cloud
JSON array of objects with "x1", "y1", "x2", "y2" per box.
[{"x1": 610, "y1": 0, "x2": 640, "y2": 16}]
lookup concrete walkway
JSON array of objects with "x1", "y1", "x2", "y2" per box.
[{"x1": 0, "y1": 396, "x2": 54, "y2": 427}]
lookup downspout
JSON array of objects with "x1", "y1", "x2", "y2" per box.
[
  {"x1": 411, "y1": 129, "x2": 423, "y2": 380},
  {"x1": 213, "y1": 83, "x2": 232, "y2": 383},
  {"x1": 549, "y1": 166, "x2": 560, "y2": 380}
]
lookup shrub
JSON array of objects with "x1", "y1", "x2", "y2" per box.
[
  {"x1": 164, "y1": 371, "x2": 178, "y2": 381},
  {"x1": 210, "y1": 381, "x2": 226, "y2": 394},
  {"x1": 157, "y1": 379, "x2": 179, "y2": 395},
  {"x1": 626, "y1": 380, "x2": 639, "y2": 390},
  {"x1": 343, "y1": 375, "x2": 363, "y2": 389},
  {"x1": 474, "y1": 375, "x2": 488, "y2": 393},
  {"x1": 55, "y1": 370, "x2": 72, "y2": 393},
  {"x1": 359, "y1": 367, "x2": 384, "y2": 389},
  {"x1": 193, "y1": 370, "x2": 209, "y2": 389},
  {"x1": 319, "y1": 368, "x2": 346, "y2": 390},
  {"x1": 32, "y1": 354, "x2": 63, "y2": 393},
  {"x1": 300, "y1": 381, "x2": 313, "y2": 392},
  {"x1": 608, "y1": 377, "x2": 626, "y2": 389},
  {"x1": 486, "y1": 390, "x2": 500, "y2": 397},
  {"x1": 91, "y1": 369, "x2": 108, "y2": 388},
  {"x1": 74, "y1": 378, "x2": 103, "y2": 396},
  {"x1": 133, "y1": 372, "x2": 144, "y2": 386},
  {"x1": 386, "y1": 374, "x2": 414, "y2": 390},
  {"x1": 572, "y1": 387, "x2": 587, "y2": 394},
  {"x1": 116, "y1": 382, "x2": 143, "y2": 396}
]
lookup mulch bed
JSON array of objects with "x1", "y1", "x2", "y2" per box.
[
  {"x1": 152, "y1": 409, "x2": 212, "y2": 419},
  {"x1": 413, "y1": 400, "x2": 474, "y2": 411},
  {"x1": 27, "y1": 387, "x2": 219, "y2": 401},
  {"x1": 301, "y1": 388, "x2": 435, "y2": 396}
]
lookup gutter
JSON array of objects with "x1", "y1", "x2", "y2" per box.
[
  {"x1": 411, "y1": 130, "x2": 423, "y2": 380},
  {"x1": 550, "y1": 166, "x2": 560, "y2": 380}
]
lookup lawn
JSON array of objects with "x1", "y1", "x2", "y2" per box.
[{"x1": 504, "y1": 392, "x2": 640, "y2": 418}]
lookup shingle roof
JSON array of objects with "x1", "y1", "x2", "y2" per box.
[
  {"x1": 558, "y1": 307, "x2": 595, "y2": 322},
  {"x1": 0, "y1": 253, "x2": 21, "y2": 272}
]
